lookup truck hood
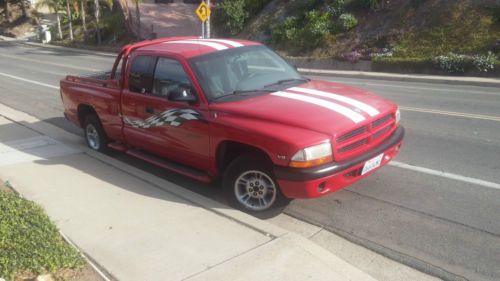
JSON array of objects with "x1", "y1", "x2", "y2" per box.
[{"x1": 210, "y1": 80, "x2": 397, "y2": 139}]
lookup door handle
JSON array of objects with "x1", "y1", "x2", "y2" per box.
[{"x1": 145, "y1": 106, "x2": 154, "y2": 114}]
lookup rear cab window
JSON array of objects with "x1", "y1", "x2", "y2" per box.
[{"x1": 129, "y1": 55, "x2": 156, "y2": 94}]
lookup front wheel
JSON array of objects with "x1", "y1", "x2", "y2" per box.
[{"x1": 223, "y1": 155, "x2": 289, "y2": 214}]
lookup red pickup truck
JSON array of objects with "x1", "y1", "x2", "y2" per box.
[{"x1": 61, "y1": 37, "x2": 404, "y2": 213}]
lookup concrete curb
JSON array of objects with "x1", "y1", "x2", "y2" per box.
[
  {"x1": 299, "y1": 68, "x2": 500, "y2": 88},
  {"x1": 0, "y1": 102, "x2": 377, "y2": 281}
]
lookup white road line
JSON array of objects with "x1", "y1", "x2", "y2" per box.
[
  {"x1": 0, "y1": 72, "x2": 59, "y2": 90},
  {"x1": 400, "y1": 106, "x2": 500, "y2": 122},
  {"x1": 0, "y1": 53, "x2": 99, "y2": 71},
  {"x1": 389, "y1": 161, "x2": 500, "y2": 190}
]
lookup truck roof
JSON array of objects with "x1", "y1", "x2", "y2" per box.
[{"x1": 136, "y1": 37, "x2": 262, "y2": 58}]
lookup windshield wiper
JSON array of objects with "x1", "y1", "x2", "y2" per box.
[
  {"x1": 211, "y1": 89, "x2": 271, "y2": 102},
  {"x1": 263, "y1": 78, "x2": 310, "y2": 88}
]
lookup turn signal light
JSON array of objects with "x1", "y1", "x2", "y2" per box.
[{"x1": 289, "y1": 155, "x2": 333, "y2": 168}]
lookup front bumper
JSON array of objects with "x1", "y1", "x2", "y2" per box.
[{"x1": 274, "y1": 126, "x2": 405, "y2": 199}]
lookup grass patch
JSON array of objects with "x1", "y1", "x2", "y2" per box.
[
  {"x1": 372, "y1": 56, "x2": 433, "y2": 73},
  {"x1": 0, "y1": 181, "x2": 84, "y2": 280},
  {"x1": 394, "y1": 7, "x2": 500, "y2": 57}
]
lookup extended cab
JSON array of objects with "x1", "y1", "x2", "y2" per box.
[{"x1": 60, "y1": 37, "x2": 404, "y2": 213}]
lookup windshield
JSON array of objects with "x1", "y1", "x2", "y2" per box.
[{"x1": 189, "y1": 45, "x2": 305, "y2": 102}]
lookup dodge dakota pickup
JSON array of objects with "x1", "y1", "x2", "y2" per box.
[{"x1": 60, "y1": 37, "x2": 404, "y2": 213}]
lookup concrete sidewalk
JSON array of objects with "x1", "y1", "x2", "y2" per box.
[{"x1": 0, "y1": 103, "x2": 376, "y2": 281}]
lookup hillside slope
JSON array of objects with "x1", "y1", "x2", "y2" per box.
[{"x1": 239, "y1": 0, "x2": 500, "y2": 59}]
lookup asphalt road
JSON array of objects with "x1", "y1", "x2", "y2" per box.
[{"x1": 0, "y1": 40, "x2": 499, "y2": 281}]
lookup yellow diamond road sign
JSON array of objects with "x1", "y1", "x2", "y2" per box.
[{"x1": 196, "y1": 1, "x2": 211, "y2": 22}]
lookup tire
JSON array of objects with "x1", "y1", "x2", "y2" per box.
[
  {"x1": 223, "y1": 154, "x2": 290, "y2": 215},
  {"x1": 83, "y1": 114, "x2": 108, "y2": 152}
]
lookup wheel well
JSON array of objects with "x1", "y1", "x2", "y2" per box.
[
  {"x1": 217, "y1": 141, "x2": 273, "y2": 174},
  {"x1": 77, "y1": 104, "x2": 97, "y2": 127}
]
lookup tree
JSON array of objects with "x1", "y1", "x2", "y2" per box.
[
  {"x1": 65, "y1": 0, "x2": 74, "y2": 40},
  {"x1": 133, "y1": 0, "x2": 141, "y2": 39},
  {"x1": 20, "y1": 0, "x2": 29, "y2": 17},
  {"x1": 36, "y1": 0, "x2": 64, "y2": 39},
  {"x1": 93, "y1": 0, "x2": 101, "y2": 44},
  {"x1": 80, "y1": 0, "x2": 87, "y2": 34},
  {"x1": 3, "y1": 0, "x2": 11, "y2": 23}
]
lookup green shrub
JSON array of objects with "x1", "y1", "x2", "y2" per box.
[
  {"x1": 336, "y1": 13, "x2": 358, "y2": 32},
  {"x1": 472, "y1": 52, "x2": 496, "y2": 73},
  {"x1": 271, "y1": 16, "x2": 300, "y2": 42},
  {"x1": 372, "y1": 57, "x2": 433, "y2": 73},
  {"x1": 304, "y1": 10, "x2": 331, "y2": 38},
  {"x1": 245, "y1": 0, "x2": 273, "y2": 16},
  {"x1": 433, "y1": 53, "x2": 472, "y2": 74},
  {"x1": 215, "y1": 0, "x2": 249, "y2": 35},
  {"x1": 485, "y1": 5, "x2": 500, "y2": 23},
  {"x1": 0, "y1": 189, "x2": 84, "y2": 279},
  {"x1": 271, "y1": 10, "x2": 331, "y2": 52},
  {"x1": 347, "y1": 0, "x2": 379, "y2": 10},
  {"x1": 326, "y1": 0, "x2": 345, "y2": 17}
]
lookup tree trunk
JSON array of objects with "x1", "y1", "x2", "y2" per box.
[
  {"x1": 94, "y1": 0, "x2": 101, "y2": 45},
  {"x1": 81, "y1": 0, "x2": 87, "y2": 34},
  {"x1": 66, "y1": 0, "x2": 74, "y2": 40},
  {"x1": 20, "y1": 0, "x2": 28, "y2": 18},
  {"x1": 4, "y1": 0, "x2": 11, "y2": 23},
  {"x1": 135, "y1": 1, "x2": 140, "y2": 39},
  {"x1": 56, "y1": 13, "x2": 63, "y2": 39}
]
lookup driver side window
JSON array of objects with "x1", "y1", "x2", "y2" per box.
[{"x1": 152, "y1": 58, "x2": 192, "y2": 99}]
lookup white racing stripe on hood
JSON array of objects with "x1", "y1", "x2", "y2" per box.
[
  {"x1": 202, "y1": 39, "x2": 244, "y2": 47},
  {"x1": 165, "y1": 40, "x2": 228, "y2": 50},
  {"x1": 272, "y1": 91, "x2": 366, "y2": 123},
  {"x1": 289, "y1": 87, "x2": 380, "y2": 117}
]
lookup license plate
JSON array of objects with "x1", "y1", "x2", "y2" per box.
[{"x1": 361, "y1": 153, "x2": 384, "y2": 175}]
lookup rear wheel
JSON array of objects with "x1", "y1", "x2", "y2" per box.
[
  {"x1": 223, "y1": 154, "x2": 289, "y2": 214},
  {"x1": 83, "y1": 114, "x2": 108, "y2": 152}
]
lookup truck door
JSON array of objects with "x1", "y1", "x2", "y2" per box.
[
  {"x1": 121, "y1": 54, "x2": 157, "y2": 148},
  {"x1": 123, "y1": 55, "x2": 211, "y2": 172}
]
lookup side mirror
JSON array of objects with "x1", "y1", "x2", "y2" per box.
[{"x1": 169, "y1": 86, "x2": 197, "y2": 103}]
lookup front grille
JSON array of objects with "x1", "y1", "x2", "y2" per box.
[
  {"x1": 338, "y1": 138, "x2": 368, "y2": 153},
  {"x1": 373, "y1": 125, "x2": 391, "y2": 140},
  {"x1": 336, "y1": 126, "x2": 367, "y2": 143},
  {"x1": 335, "y1": 113, "x2": 395, "y2": 155},
  {"x1": 372, "y1": 114, "x2": 392, "y2": 128}
]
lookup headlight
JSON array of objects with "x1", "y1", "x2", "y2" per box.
[
  {"x1": 395, "y1": 109, "x2": 401, "y2": 124},
  {"x1": 289, "y1": 142, "x2": 333, "y2": 168}
]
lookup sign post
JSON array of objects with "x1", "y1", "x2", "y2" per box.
[
  {"x1": 196, "y1": 1, "x2": 211, "y2": 38},
  {"x1": 206, "y1": 0, "x2": 211, "y2": 38}
]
